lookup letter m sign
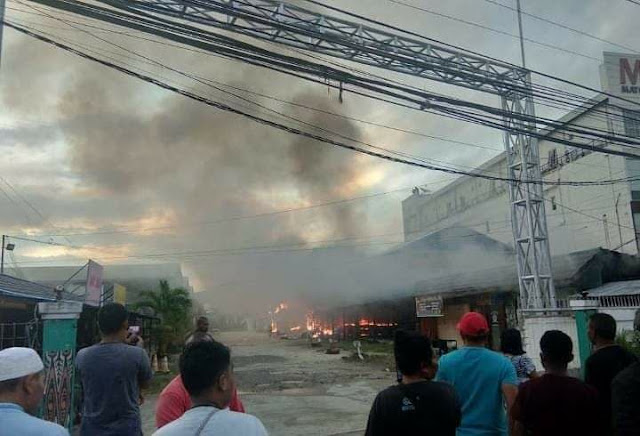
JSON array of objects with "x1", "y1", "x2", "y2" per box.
[{"x1": 620, "y1": 58, "x2": 640, "y2": 85}]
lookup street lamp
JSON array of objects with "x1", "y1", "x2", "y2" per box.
[{"x1": 1, "y1": 235, "x2": 15, "y2": 274}]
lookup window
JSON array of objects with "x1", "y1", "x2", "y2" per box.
[
  {"x1": 624, "y1": 109, "x2": 640, "y2": 138},
  {"x1": 548, "y1": 149, "x2": 558, "y2": 169}
]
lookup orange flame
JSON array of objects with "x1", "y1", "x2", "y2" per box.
[{"x1": 290, "y1": 326, "x2": 301, "y2": 332}]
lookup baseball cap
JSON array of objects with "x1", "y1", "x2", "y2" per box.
[
  {"x1": 0, "y1": 347, "x2": 44, "y2": 382},
  {"x1": 457, "y1": 312, "x2": 489, "y2": 337}
]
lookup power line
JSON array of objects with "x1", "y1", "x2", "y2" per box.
[
  {"x1": 9, "y1": 20, "x2": 640, "y2": 188},
  {"x1": 386, "y1": 0, "x2": 603, "y2": 62},
  {"x1": 7, "y1": 8, "x2": 506, "y2": 155},
  {"x1": 21, "y1": 0, "x2": 640, "y2": 141},
  {"x1": 481, "y1": 0, "x2": 639, "y2": 54},
  {"x1": 300, "y1": 0, "x2": 640, "y2": 110},
  {"x1": 10, "y1": 19, "x2": 640, "y2": 188}
]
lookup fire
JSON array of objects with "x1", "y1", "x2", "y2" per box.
[
  {"x1": 290, "y1": 326, "x2": 301, "y2": 332},
  {"x1": 306, "y1": 312, "x2": 315, "y2": 331},
  {"x1": 274, "y1": 302, "x2": 288, "y2": 314},
  {"x1": 322, "y1": 328, "x2": 333, "y2": 336}
]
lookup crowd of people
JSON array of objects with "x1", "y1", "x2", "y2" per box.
[{"x1": 0, "y1": 302, "x2": 638, "y2": 435}]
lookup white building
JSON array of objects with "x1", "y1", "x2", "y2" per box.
[{"x1": 403, "y1": 53, "x2": 640, "y2": 257}]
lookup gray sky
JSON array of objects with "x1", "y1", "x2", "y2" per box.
[{"x1": 0, "y1": 0, "x2": 637, "y2": 313}]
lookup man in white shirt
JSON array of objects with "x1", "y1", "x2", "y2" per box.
[{"x1": 153, "y1": 341, "x2": 267, "y2": 436}]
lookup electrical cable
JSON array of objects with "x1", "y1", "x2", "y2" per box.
[
  {"x1": 481, "y1": 0, "x2": 639, "y2": 54},
  {"x1": 10, "y1": 20, "x2": 640, "y2": 188},
  {"x1": 20, "y1": 0, "x2": 640, "y2": 142},
  {"x1": 298, "y1": 0, "x2": 640, "y2": 109},
  {"x1": 386, "y1": 0, "x2": 603, "y2": 62},
  {"x1": 9, "y1": 20, "x2": 640, "y2": 188}
]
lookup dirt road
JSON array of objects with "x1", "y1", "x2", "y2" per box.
[{"x1": 143, "y1": 331, "x2": 394, "y2": 435}]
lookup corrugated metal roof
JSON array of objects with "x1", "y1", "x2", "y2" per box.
[
  {"x1": 0, "y1": 274, "x2": 56, "y2": 302},
  {"x1": 586, "y1": 280, "x2": 640, "y2": 297}
]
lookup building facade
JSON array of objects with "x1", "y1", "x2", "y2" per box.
[{"x1": 403, "y1": 53, "x2": 640, "y2": 257}]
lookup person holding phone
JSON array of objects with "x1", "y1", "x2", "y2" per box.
[{"x1": 76, "y1": 303, "x2": 152, "y2": 436}]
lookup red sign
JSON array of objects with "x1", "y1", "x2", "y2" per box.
[{"x1": 85, "y1": 260, "x2": 104, "y2": 306}]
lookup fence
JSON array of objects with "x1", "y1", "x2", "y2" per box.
[{"x1": 0, "y1": 318, "x2": 41, "y2": 351}]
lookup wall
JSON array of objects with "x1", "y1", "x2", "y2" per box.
[
  {"x1": 600, "y1": 307, "x2": 638, "y2": 333},
  {"x1": 402, "y1": 100, "x2": 638, "y2": 257},
  {"x1": 523, "y1": 314, "x2": 580, "y2": 370}
]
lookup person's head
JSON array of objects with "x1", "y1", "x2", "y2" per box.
[
  {"x1": 500, "y1": 328, "x2": 525, "y2": 356},
  {"x1": 588, "y1": 313, "x2": 617, "y2": 345},
  {"x1": 539, "y1": 330, "x2": 573, "y2": 372},
  {"x1": 394, "y1": 330, "x2": 437, "y2": 380},
  {"x1": 196, "y1": 316, "x2": 209, "y2": 333},
  {"x1": 0, "y1": 348, "x2": 46, "y2": 414},
  {"x1": 180, "y1": 340, "x2": 234, "y2": 408},
  {"x1": 98, "y1": 302, "x2": 129, "y2": 339},
  {"x1": 458, "y1": 312, "x2": 489, "y2": 346}
]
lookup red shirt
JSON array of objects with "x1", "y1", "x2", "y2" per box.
[{"x1": 155, "y1": 375, "x2": 245, "y2": 429}]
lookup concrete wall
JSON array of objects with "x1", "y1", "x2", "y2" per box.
[
  {"x1": 402, "y1": 102, "x2": 638, "y2": 257},
  {"x1": 523, "y1": 314, "x2": 580, "y2": 370},
  {"x1": 600, "y1": 307, "x2": 638, "y2": 333}
]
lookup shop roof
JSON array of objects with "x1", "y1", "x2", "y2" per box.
[
  {"x1": 583, "y1": 279, "x2": 640, "y2": 297},
  {"x1": 0, "y1": 273, "x2": 57, "y2": 302}
]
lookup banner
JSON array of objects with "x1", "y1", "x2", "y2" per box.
[
  {"x1": 85, "y1": 260, "x2": 104, "y2": 306},
  {"x1": 415, "y1": 295, "x2": 443, "y2": 318},
  {"x1": 113, "y1": 283, "x2": 127, "y2": 305}
]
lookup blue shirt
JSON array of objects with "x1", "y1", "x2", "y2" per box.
[
  {"x1": 76, "y1": 343, "x2": 152, "y2": 436},
  {"x1": 436, "y1": 347, "x2": 518, "y2": 436},
  {"x1": 0, "y1": 403, "x2": 68, "y2": 436}
]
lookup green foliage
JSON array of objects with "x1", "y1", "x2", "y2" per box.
[
  {"x1": 133, "y1": 280, "x2": 192, "y2": 356},
  {"x1": 616, "y1": 331, "x2": 640, "y2": 357}
]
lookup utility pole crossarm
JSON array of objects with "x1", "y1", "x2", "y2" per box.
[{"x1": 101, "y1": 0, "x2": 528, "y2": 95}]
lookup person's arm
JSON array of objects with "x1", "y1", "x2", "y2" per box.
[
  {"x1": 523, "y1": 355, "x2": 539, "y2": 379},
  {"x1": 501, "y1": 358, "x2": 519, "y2": 423},
  {"x1": 138, "y1": 349, "x2": 153, "y2": 390},
  {"x1": 502, "y1": 384, "x2": 518, "y2": 418}
]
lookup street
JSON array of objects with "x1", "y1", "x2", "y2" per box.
[{"x1": 142, "y1": 332, "x2": 393, "y2": 435}]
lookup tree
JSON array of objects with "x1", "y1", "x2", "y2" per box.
[{"x1": 134, "y1": 280, "x2": 192, "y2": 356}]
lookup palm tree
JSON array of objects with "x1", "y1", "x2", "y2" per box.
[{"x1": 134, "y1": 280, "x2": 192, "y2": 356}]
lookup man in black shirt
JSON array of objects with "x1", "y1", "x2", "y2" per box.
[
  {"x1": 585, "y1": 313, "x2": 637, "y2": 435},
  {"x1": 611, "y1": 310, "x2": 640, "y2": 436},
  {"x1": 365, "y1": 330, "x2": 460, "y2": 436},
  {"x1": 511, "y1": 330, "x2": 599, "y2": 436}
]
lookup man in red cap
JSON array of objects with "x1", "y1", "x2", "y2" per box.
[{"x1": 436, "y1": 312, "x2": 518, "y2": 436}]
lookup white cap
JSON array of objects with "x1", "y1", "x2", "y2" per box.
[{"x1": 0, "y1": 347, "x2": 44, "y2": 382}]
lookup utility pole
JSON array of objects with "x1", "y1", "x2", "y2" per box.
[
  {"x1": 0, "y1": 0, "x2": 5, "y2": 66},
  {"x1": 516, "y1": 0, "x2": 527, "y2": 68},
  {"x1": 1, "y1": 235, "x2": 5, "y2": 274}
]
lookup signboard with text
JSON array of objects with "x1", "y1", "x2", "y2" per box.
[
  {"x1": 601, "y1": 52, "x2": 640, "y2": 106},
  {"x1": 85, "y1": 260, "x2": 104, "y2": 307},
  {"x1": 415, "y1": 295, "x2": 443, "y2": 318}
]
